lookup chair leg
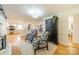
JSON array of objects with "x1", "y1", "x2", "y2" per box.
[
  {"x1": 34, "y1": 49, "x2": 36, "y2": 55},
  {"x1": 47, "y1": 46, "x2": 48, "y2": 50},
  {"x1": 25, "y1": 38, "x2": 26, "y2": 42},
  {"x1": 47, "y1": 43, "x2": 49, "y2": 50}
]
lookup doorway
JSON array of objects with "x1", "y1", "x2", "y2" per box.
[{"x1": 68, "y1": 16, "x2": 74, "y2": 45}]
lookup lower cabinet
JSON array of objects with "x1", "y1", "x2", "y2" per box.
[
  {"x1": 0, "y1": 39, "x2": 2, "y2": 49},
  {"x1": 0, "y1": 35, "x2": 6, "y2": 50}
]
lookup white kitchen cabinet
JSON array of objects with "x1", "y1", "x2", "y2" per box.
[
  {"x1": 0, "y1": 10, "x2": 7, "y2": 36},
  {"x1": 0, "y1": 5, "x2": 7, "y2": 50}
]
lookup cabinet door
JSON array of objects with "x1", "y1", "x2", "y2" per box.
[
  {"x1": 0, "y1": 24, "x2": 6, "y2": 36},
  {"x1": 0, "y1": 39, "x2": 2, "y2": 50}
]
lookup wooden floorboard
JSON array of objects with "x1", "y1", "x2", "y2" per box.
[
  {"x1": 54, "y1": 43, "x2": 79, "y2": 55},
  {"x1": 12, "y1": 46, "x2": 22, "y2": 55}
]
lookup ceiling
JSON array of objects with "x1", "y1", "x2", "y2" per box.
[{"x1": 3, "y1": 4, "x2": 79, "y2": 21}]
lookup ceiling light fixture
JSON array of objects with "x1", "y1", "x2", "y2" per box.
[
  {"x1": 27, "y1": 8, "x2": 43, "y2": 18},
  {"x1": 32, "y1": 15, "x2": 38, "y2": 18}
]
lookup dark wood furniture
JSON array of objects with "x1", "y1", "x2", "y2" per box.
[
  {"x1": 45, "y1": 16, "x2": 59, "y2": 45},
  {"x1": 9, "y1": 26, "x2": 15, "y2": 34}
]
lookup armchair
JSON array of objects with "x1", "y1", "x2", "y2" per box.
[
  {"x1": 33, "y1": 31, "x2": 49, "y2": 55},
  {"x1": 25, "y1": 29, "x2": 37, "y2": 43}
]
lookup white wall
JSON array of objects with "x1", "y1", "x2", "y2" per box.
[
  {"x1": 58, "y1": 15, "x2": 69, "y2": 45},
  {"x1": 73, "y1": 14, "x2": 79, "y2": 44},
  {"x1": 56, "y1": 7, "x2": 79, "y2": 45}
]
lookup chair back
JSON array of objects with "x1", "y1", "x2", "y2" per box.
[{"x1": 41, "y1": 31, "x2": 49, "y2": 41}]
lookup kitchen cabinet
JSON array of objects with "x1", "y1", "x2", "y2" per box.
[
  {"x1": 0, "y1": 5, "x2": 7, "y2": 50},
  {"x1": 0, "y1": 35, "x2": 6, "y2": 50}
]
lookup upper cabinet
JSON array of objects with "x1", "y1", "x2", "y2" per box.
[
  {"x1": 0, "y1": 5, "x2": 7, "y2": 23},
  {"x1": 0, "y1": 5, "x2": 7, "y2": 36},
  {"x1": 0, "y1": 5, "x2": 7, "y2": 19}
]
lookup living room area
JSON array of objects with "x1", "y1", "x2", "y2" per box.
[
  {"x1": 6, "y1": 13, "x2": 58, "y2": 55},
  {"x1": 1, "y1": 4, "x2": 79, "y2": 55},
  {"x1": 0, "y1": 4, "x2": 59, "y2": 55}
]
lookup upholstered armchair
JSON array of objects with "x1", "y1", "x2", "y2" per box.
[
  {"x1": 25, "y1": 29, "x2": 37, "y2": 43},
  {"x1": 33, "y1": 31, "x2": 49, "y2": 55}
]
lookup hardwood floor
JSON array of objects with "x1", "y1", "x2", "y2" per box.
[
  {"x1": 7, "y1": 33, "x2": 25, "y2": 55},
  {"x1": 54, "y1": 43, "x2": 79, "y2": 55},
  {"x1": 7, "y1": 33, "x2": 79, "y2": 55},
  {"x1": 12, "y1": 46, "x2": 22, "y2": 55}
]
